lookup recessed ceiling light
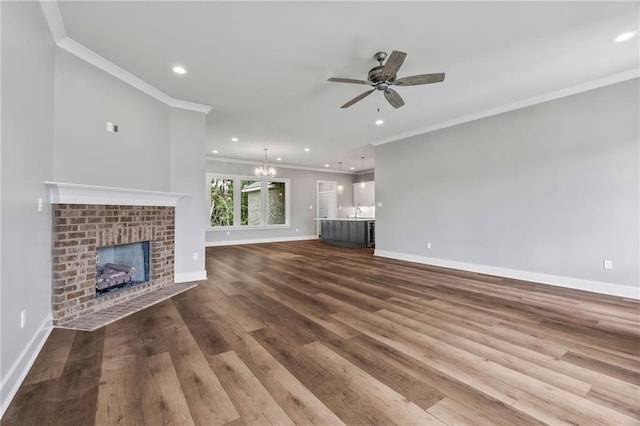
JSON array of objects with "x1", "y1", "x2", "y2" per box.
[
  {"x1": 324, "y1": 164, "x2": 330, "y2": 168},
  {"x1": 211, "y1": 150, "x2": 218, "y2": 154},
  {"x1": 304, "y1": 148, "x2": 310, "y2": 152},
  {"x1": 349, "y1": 166, "x2": 355, "y2": 170},
  {"x1": 231, "y1": 137, "x2": 239, "y2": 142},
  {"x1": 615, "y1": 31, "x2": 637, "y2": 42},
  {"x1": 375, "y1": 119, "x2": 384, "y2": 125},
  {"x1": 276, "y1": 157, "x2": 282, "y2": 161},
  {"x1": 172, "y1": 66, "x2": 186, "y2": 74}
]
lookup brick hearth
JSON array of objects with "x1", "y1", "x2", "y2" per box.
[{"x1": 52, "y1": 204, "x2": 175, "y2": 325}]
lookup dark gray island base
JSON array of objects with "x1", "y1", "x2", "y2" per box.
[{"x1": 319, "y1": 219, "x2": 375, "y2": 248}]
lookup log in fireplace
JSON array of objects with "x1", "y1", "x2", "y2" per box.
[{"x1": 96, "y1": 241, "x2": 150, "y2": 296}]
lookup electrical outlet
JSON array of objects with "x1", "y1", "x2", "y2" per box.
[
  {"x1": 38, "y1": 198, "x2": 44, "y2": 212},
  {"x1": 426, "y1": 242, "x2": 432, "y2": 249},
  {"x1": 192, "y1": 252, "x2": 198, "y2": 261},
  {"x1": 603, "y1": 259, "x2": 613, "y2": 270},
  {"x1": 20, "y1": 310, "x2": 26, "y2": 328}
]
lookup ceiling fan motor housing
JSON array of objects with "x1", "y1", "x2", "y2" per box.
[{"x1": 368, "y1": 65, "x2": 394, "y2": 85}]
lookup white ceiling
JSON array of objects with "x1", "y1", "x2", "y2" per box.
[{"x1": 56, "y1": 1, "x2": 639, "y2": 172}]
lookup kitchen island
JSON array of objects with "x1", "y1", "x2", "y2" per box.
[{"x1": 317, "y1": 218, "x2": 375, "y2": 248}]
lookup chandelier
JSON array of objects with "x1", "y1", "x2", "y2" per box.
[{"x1": 254, "y1": 148, "x2": 276, "y2": 178}]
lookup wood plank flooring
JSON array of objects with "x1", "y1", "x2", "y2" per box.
[{"x1": 2, "y1": 240, "x2": 639, "y2": 425}]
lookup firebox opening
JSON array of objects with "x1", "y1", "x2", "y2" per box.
[{"x1": 96, "y1": 241, "x2": 150, "y2": 297}]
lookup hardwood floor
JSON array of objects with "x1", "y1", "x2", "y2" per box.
[{"x1": 3, "y1": 240, "x2": 639, "y2": 425}]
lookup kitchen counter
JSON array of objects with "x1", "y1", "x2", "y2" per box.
[
  {"x1": 318, "y1": 218, "x2": 374, "y2": 248},
  {"x1": 314, "y1": 217, "x2": 375, "y2": 222}
]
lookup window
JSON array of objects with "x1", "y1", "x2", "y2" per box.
[
  {"x1": 241, "y1": 179, "x2": 261, "y2": 225},
  {"x1": 210, "y1": 177, "x2": 234, "y2": 227},
  {"x1": 208, "y1": 174, "x2": 290, "y2": 229},
  {"x1": 267, "y1": 181, "x2": 286, "y2": 225}
]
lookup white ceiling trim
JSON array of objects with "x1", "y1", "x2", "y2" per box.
[
  {"x1": 206, "y1": 156, "x2": 360, "y2": 175},
  {"x1": 38, "y1": 0, "x2": 212, "y2": 115},
  {"x1": 38, "y1": 0, "x2": 66, "y2": 43},
  {"x1": 166, "y1": 98, "x2": 213, "y2": 114},
  {"x1": 372, "y1": 68, "x2": 640, "y2": 147}
]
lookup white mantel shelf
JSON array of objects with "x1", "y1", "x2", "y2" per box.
[{"x1": 45, "y1": 181, "x2": 188, "y2": 207}]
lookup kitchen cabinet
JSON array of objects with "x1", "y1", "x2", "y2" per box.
[
  {"x1": 320, "y1": 220, "x2": 333, "y2": 240},
  {"x1": 353, "y1": 181, "x2": 375, "y2": 207},
  {"x1": 348, "y1": 221, "x2": 365, "y2": 244},
  {"x1": 319, "y1": 219, "x2": 374, "y2": 248}
]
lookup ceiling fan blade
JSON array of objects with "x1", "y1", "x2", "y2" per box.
[
  {"x1": 341, "y1": 89, "x2": 375, "y2": 108},
  {"x1": 384, "y1": 88, "x2": 405, "y2": 109},
  {"x1": 328, "y1": 77, "x2": 370, "y2": 85},
  {"x1": 381, "y1": 50, "x2": 407, "y2": 81},
  {"x1": 394, "y1": 73, "x2": 445, "y2": 86}
]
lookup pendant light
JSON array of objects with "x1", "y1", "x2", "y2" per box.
[
  {"x1": 337, "y1": 162, "x2": 344, "y2": 195},
  {"x1": 359, "y1": 156, "x2": 366, "y2": 192},
  {"x1": 254, "y1": 148, "x2": 276, "y2": 178}
]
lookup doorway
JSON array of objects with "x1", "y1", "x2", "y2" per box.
[{"x1": 317, "y1": 180, "x2": 337, "y2": 235}]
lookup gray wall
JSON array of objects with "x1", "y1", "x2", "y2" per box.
[
  {"x1": 170, "y1": 108, "x2": 206, "y2": 279},
  {"x1": 352, "y1": 171, "x2": 374, "y2": 183},
  {"x1": 53, "y1": 50, "x2": 170, "y2": 191},
  {"x1": 375, "y1": 79, "x2": 639, "y2": 291},
  {"x1": 206, "y1": 159, "x2": 355, "y2": 244},
  {"x1": 1, "y1": 1, "x2": 55, "y2": 412},
  {"x1": 51, "y1": 47, "x2": 208, "y2": 281}
]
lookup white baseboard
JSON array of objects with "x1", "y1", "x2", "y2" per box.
[
  {"x1": 206, "y1": 235, "x2": 318, "y2": 247},
  {"x1": 174, "y1": 270, "x2": 207, "y2": 283},
  {"x1": 0, "y1": 314, "x2": 53, "y2": 418},
  {"x1": 374, "y1": 250, "x2": 639, "y2": 300}
]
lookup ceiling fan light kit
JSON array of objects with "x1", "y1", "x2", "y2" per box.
[{"x1": 328, "y1": 50, "x2": 445, "y2": 109}]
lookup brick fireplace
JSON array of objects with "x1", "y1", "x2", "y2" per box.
[{"x1": 47, "y1": 182, "x2": 186, "y2": 325}]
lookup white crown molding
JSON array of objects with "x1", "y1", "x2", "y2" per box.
[
  {"x1": 374, "y1": 250, "x2": 640, "y2": 300},
  {"x1": 39, "y1": 1, "x2": 212, "y2": 115},
  {"x1": 372, "y1": 69, "x2": 640, "y2": 147},
  {"x1": 45, "y1": 181, "x2": 188, "y2": 207},
  {"x1": 206, "y1": 155, "x2": 359, "y2": 175},
  {"x1": 39, "y1": 1, "x2": 66, "y2": 43},
  {"x1": 167, "y1": 99, "x2": 213, "y2": 114},
  {"x1": 56, "y1": 38, "x2": 173, "y2": 104}
]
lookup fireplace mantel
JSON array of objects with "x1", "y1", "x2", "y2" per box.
[{"x1": 45, "y1": 181, "x2": 187, "y2": 207}]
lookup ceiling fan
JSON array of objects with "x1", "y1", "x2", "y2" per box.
[{"x1": 328, "y1": 50, "x2": 445, "y2": 109}]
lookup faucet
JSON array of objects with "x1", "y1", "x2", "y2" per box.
[{"x1": 355, "y1": 207, "x2": 362, "y2": 219}]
